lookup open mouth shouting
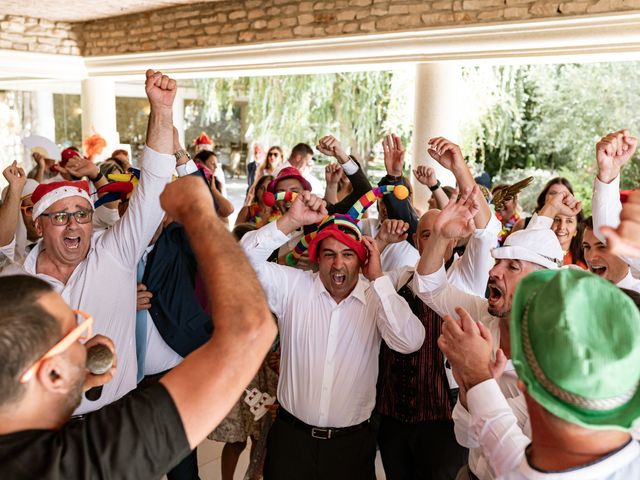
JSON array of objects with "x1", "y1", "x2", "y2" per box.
[
  {"x1": 487, "y1": 279, "x2": 505, "y2": 309},
  {"x1": 589, "y1": 264, "x2": 607, "y2": 277},
  {"x1": 63, "y1": 235, "x2": 81, "y2": 250},
  {"x1": 331, "y1": 270, "x2": 347, "y2": 286}
]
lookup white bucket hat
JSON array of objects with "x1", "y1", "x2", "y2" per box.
[{"x1": 492, "y1": 228, "x2": 563, "y2": 269}]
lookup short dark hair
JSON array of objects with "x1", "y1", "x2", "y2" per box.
[
  {"x1": 584, "y1": 215, "x2": 594, "y2": 231},
  {"x1": 0, "y1": 276, "x2": 60, "y2": 407},
  {"x1": 290, "y1": 143, "x2": 313, "y2": 158},
  {"x1": 194, "y1": 150, "x2": 216, "y2": 165}
]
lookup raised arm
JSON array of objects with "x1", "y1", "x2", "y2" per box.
[
  {"x1": 593, "y1": 130, "x2": 637, "y2": 242},
  {"x1": 240, "y1": 191, "x2": 327, "y2": 316},
  {"x1": 0, "y1": 162, "x2": 27, "y2": 247},
  {"x1": 439, "y1": 308, "x2": 530, "y2": 477},
  {"x1": 158, "y1": 175, "x2": 277, "y2": 449},
  {"x1": 317, "y1": 135, "x2": 372, "y2": 213},
  {"x1": 378, "y1": 134, "x2": 420, "y2": 244},
  {"x1": 97, "y1": 70, "x2": 177, "y2": 267},
  {"x1": 427, "y1": 137, "x2": 491, "y2": 229},
  {"x1": 413, "y1": 165, "x2": 449, "y2": 209},
  {"x1": 414, "y1": 187, "x2": 488, "y2": 320}
]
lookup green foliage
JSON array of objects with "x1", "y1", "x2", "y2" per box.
[
  {"x1": 195, "y1": 71, "x2": 399, "y2": 163},
  {"x1": 462, "y1": 62, "x2": 640, "y2": 205}
]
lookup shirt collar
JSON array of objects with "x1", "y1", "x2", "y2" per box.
[
  {"x1": 617, "y1": 270, "x2": 639, "y2": 290},
  {"x1": 312, "y1": 273, "x2": 368, "y2": 305},
  {"x1": 520, "y1": 439, "x2": 639, "y2": 479}
]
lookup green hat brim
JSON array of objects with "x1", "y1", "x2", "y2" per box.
[{"x1": 510, "y1": 269, "x2": 640, "y2": 431}]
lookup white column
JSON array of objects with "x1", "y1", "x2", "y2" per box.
[
  {"x1": 411, "y1": 62, "x2": 462, "y2": 212},
  {"x1": 34, "y1": 90, "x2": 56, "y2": 141},
  {"x1": 172, "y1": 92, "x2": 185, "y2": 147},
  {"x1": 81, "y1": 78, "x2": 118, "y2": 161}
]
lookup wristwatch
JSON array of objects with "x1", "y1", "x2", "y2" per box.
[
  {"x1": 174, "y1": 149, "x2": 190, "y2": 162},
  {"x1": 429, "y1": 180, "x2": 441, "y2": 192}
]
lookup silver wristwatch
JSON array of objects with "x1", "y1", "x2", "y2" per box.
[{"x1": 174, "y1": 149, "x2": 190, "y2": 161}]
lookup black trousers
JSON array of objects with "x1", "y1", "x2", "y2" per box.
[
  {"x1": 264, "y1": 415, "x2": 376, "y2": 480},
  {"x1": 377, "y1": 415, "x2": 468, "y2": 480}
]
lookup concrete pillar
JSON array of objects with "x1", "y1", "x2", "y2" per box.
[
  {"x1": 34, "y1": 90, "x2": 56, "y2": 141},
  {"x1": 411, "y1": 62, "x2": 462, "y2": 212},
  {"x1": 81, "y1": 78, "x2": 118, "y2": 161},
  {"x1": 172, "y1": 92, "x2": 185, "y2": 147}
]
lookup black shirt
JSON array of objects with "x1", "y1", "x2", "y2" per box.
[{"x1": 0, "y1": 383, "x2": 190, "y2": 479}]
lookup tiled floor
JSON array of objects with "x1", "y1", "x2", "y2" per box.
[{"x1": 188, "y1": 439, "x2": 386, "y2": 479}]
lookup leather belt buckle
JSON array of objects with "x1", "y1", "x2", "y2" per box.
[{"x1": 311, "y1": 427, "x2": 332, "y2": 439}]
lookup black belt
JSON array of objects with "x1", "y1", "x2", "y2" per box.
[{"x1": 277, "y1": 408, "x2": 370, "y2": 440}]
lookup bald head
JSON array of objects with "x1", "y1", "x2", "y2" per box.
[{"x1": 414, "y1": 209, "x2": 457, "y2": 258}]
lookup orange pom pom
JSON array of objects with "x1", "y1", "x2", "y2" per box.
[{"x1": 393, "y1": 185, "x2": 409, "y2": 201}]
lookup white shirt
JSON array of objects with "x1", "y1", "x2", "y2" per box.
[
  {"x1": 413, "y1": 265, "x2": 530, "y2": 480},
  {"x1": 618, "y1": 270, "x2": 640, "y2": 294},
  {"x1": 465, "y1": 379, "x2": 532, "y2": 479},
  {"x1": 241, "y1": 221, "x2": 425, "y2": 428},
  {"x1": 359, "y1": 218, "x2": 420, "y2": 272},
  {"x1": 22, "y1": 146, "x2": 175, "y2": 414},
  {"x1": 139, "y1": 247, "x2": 183, "y2": 377},
  {"x1": 499, "y1": 440, "x2": 640, "y2": 480},
  {"x1": 592, "y1": 175, "x2": 640, "y2": 276}
]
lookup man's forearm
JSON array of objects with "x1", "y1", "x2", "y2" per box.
[
  {"x1": 452, "y1": 162, "x2": 490, "y2": 228},
  {"x1": 146, "y1": 109, "x2": 174, "y2": 154},
  {"x1": 416, "y1": 235, "x2": 450, "y2": 275},
  {"x1": 0, "y1": 188, "x2": 21, "y2": 247},
  {"x1": 162, "y1": 202, "x2": 276, "y2": 448}
]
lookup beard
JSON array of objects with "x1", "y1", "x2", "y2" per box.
[{"x1": 61, "y1": 363, "x2": 87, "y2": 417}]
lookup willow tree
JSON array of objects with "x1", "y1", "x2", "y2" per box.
[{"x1": 196, "y1": 71, "x2": 402, "y2": 168}]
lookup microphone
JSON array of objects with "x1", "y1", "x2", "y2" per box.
[{"x1": 85, "y1": 344, "x2": 114, "y2": 401}]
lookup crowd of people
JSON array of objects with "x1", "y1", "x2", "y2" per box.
[{"x1": 0, "y1": 69, "x2": 639, "y2": 480}]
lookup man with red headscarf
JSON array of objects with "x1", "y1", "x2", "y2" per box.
[{"x1": 240, "y1": 191, "x2": 425, "y2": 480}]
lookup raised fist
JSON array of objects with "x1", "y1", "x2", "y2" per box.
[
  {"x1": 413, "y1": 165, "x2": 438, "y2": 188},
  {"x1": 596, "y1": 129, "x2": 637, "y2": 184},
  {"x1": 145, "y1": 69, "x2": 177, "y2": 110},
  {"x1": 317, "y1": 135, "x2": 349, "y2": 164}
]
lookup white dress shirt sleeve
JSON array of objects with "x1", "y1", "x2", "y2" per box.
[
  {"x1": 341, "y1": 158, "x2": 359, "y2": 175},
  {"x1": 176, "y1": 159, "x2": 198, "y2": 177},
  {"x1": 92, "y1": 205, "x2": 121, "y2": 230},
  {"x1": 525, "y1": 213, "x2": 553, "y2": 231},
  {"x1": 593, "y1": 175, "x2": 622, "y2": 241},
  {"x1": 412, "y1": 264, "x2": 488, "y2": 323},
  {"x1": 468, "y1": 379, "x2": 531, "y2": 477},
  {"x1": 372, "y1": 275, "x2": 425, "y2": 353},
  {"x1": 448, "y1": 214, "x2": 501, "y2": 296},
  {"x1": 592, "y1": 175, "x2": 640, "y2": 271},
  {"x1": 97, "y1": 146, "x2": 175, "y2": 269},
  {"x1": 452, "y1": 399, "x2": 480, "y2": 448},
  {"x1": 240, "y1": 221, "x2": 304, "y2": 319}
]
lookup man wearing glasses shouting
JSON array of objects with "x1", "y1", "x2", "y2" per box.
[
  {"x1": 0, "y1": 175, "x2": 277, "y2": 478},
  {"x1": 15, "y1": 69, "x2": 184, "y2": 416}
]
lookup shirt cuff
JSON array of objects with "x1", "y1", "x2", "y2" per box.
[
  {"x1": 372, "y1": 274, "x2": 396, "y2": 297},
  {"x1": 467, "y1": 378, "x2": 511, "y2": 421},
  {"x1": 176, "y1": 160, "x2": 198, "y2": 177},
  {"x1": 594, "y1": 173, "x2": 621, "y2": 189},
  {"x1": 243, "y1": 220, "x2": 290, "y2": 251},
  {"x1": 140, "y1": 146, "x2": 177, "y2": 178},
  {"x1": 473, "y1": 214, "x2": 501, "y2": 238},
  {"x1": 412, "y1": 263, "x2": 447, "y2": 294},
  {"x1": 526, "y1": 213, "x2": 553, "y2": 231},
  {"x1": 342, "y1": 158, "x2": 359, "y2": 176}
]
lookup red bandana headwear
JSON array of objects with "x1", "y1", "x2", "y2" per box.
[{"x1": 306, "y1": 215, "x2": 367, "y2": 264}]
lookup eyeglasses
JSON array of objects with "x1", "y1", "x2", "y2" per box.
[
  {"x1": 20, "y1": 310, "x2": 93, "y2": 384},
  {"x1": 268, "y1": 152, "x2": 280, "y2": 157},
  {"x1": 41, "y1": 209, "x2": 93, "y2": 226},
  {"x1": 20, "y1": 205, "x2": 33, "y2": 215}
]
